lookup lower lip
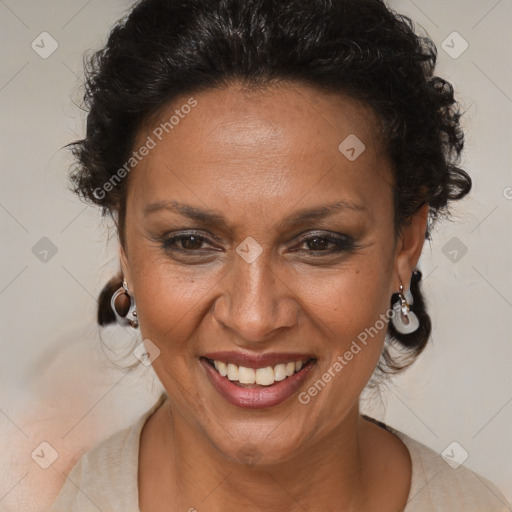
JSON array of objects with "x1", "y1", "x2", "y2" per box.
[{"x1": 200, "y1": 357, "x2": 316, "y2": 409}]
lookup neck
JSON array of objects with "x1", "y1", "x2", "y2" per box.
[{"x1": 143, "y1": 399, "x2": 375, "y2": 511}]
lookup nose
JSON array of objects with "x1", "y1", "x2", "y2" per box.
[{"x1": 212, "y1": 251, "x2": 298, "y2": 343}]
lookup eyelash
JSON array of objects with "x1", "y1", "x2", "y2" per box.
[{"x1": 159, "y1": 230, "x2": 356, "y2": 256}]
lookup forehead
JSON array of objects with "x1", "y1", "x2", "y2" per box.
[{"x1": 127, "y1": 82, "x2": 393, "y2": 227}]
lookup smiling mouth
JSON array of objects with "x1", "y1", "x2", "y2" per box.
[{"x1": 203, "y1": 357, "x2": 316, "y2": 387}]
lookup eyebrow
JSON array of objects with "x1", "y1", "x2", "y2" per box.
[{"x1": 143, "y1": 199, "x2": 367, "y2": 229}]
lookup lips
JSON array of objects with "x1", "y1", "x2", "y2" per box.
[{"x1": 200, "y1": 351, "x2": 317, "y2": 409}]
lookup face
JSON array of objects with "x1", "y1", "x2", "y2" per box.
[{"x1": 120, "y1": 82, "x2": 427, "y2": 464}]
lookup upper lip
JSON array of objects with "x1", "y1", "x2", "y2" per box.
[{"x1": 202, "y1": 351, "x2": 316, "y2": 368}]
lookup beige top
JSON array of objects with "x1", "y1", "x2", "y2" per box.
[{"x1": 50, "y1": 395, "x2": 511, "y2": 512}]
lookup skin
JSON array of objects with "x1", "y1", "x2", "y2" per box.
[{"x1": 119, "y1": 81, "x2": 429, "y2": 511}]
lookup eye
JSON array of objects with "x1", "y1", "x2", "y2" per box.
[
  {"x1": 160, "y1": 232, "x2": 218, "y2": 253},
  {"x1": 292, "y1": 232, "x2": 355, "y2": 254}
]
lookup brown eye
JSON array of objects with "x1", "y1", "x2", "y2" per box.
[
  {"x1": 305, "y1": 236, "x2": 332, "y2": 251},
  {"x1": 295, "y1": 233, "x2": 355, "y2": 254},
  {"x1": 179, "y1": 234, "x2": 205, "y2": 250},
  {"x1": 161, "y1": 233, "x2": 214, "y2": 252}
]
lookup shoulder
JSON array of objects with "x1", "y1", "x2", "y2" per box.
[
  {"x1": 386, "y1": 424, "x2": 511, "y2": 512},
  {"x1": 49, "y1": 393, "x2": 167, "y2": 512}
]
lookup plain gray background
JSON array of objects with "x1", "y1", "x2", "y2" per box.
[{"x1": 1, "y1": 0, "x2": 511, "y2": 509}]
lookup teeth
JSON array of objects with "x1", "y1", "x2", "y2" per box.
[
  {"x1": 227, "y1": 363, "x2": 239, "y2": 381},
  {"x1": 255, "y1": 367, "x2": 274, "y2": 386},
  {"x1": 210, "y1": 358, "x2": 309, "y2": 386},
  {"x1": 217, "y1": 361, "x2": 227, "y2": 377},
  {"x1": 238, "y1": 366, "x2": 256, "y2": 384},
  {"x1": 274, "y1": 364, "x2": 287, "y2": 381}
]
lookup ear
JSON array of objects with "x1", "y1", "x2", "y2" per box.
[
  {"x1": 393, "y1": 202, "x2": 429, "y2": 292},
  {"x1": 119, "y1": 244, "x2": 133, "y2": 292}
]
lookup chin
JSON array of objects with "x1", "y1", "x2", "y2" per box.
[{"x1": 200, "y1": 416, "x2": 311, "y2": 467}]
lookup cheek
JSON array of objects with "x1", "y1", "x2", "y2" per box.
[
  {"x1": 304, "y1": 263, "x2": 392, "y2": 339},
  {"x1": 129, "y1": 251, "x2": 216, "y2": 354},
  {"x1": 294, "y1": 270, "x2": 391, "y2": 416},
  {"x1": 299, "y1": 262, "x2": 392, "y2": 392}
]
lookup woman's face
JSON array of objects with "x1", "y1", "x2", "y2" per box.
[{"x1": 120, "y1": 82, "x2": 427, "y2": 464}]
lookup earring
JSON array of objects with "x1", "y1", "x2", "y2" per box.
[
  {"x1": 110, "y1": 279, "x2": 139, "y2": 328},
  {"x1": 391, "y1": 281, "x2": 419, "y2": 334}
]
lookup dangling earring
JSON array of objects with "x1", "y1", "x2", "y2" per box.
[
  {"x1": 391, "y1": 281, "x2": 419, "y2": 334},
  {"x1": 110, "y1": 279, "x2": 139, "y2": 328}
]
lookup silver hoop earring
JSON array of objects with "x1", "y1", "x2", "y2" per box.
[
  {"x1": 391, "y1": 282, "x2": 419, "y2": 334},
  {"x1": 111, "y1": 279, "x2": 139, "y2": 328}
]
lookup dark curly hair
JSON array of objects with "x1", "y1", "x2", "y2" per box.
[{"x1": 67, "y1": 0, "x2": 471, "y2": 376}]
